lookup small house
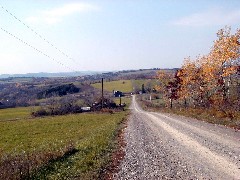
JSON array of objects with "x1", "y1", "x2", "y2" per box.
[{"x1": 113, "y1": 90, "x2": 123, "y2": 97}]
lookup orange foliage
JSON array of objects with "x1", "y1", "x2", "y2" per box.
[{"x1": 178, "y1": 27, "x2": 239, "y2": 108}]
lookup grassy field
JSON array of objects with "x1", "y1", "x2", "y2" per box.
[
  {"x1": 0, "y1": 108, "x2": 128, "y2": 179},
  {"x1": 91, "y1": 79, "x2": 159, "y2": 93},
  {"x1": 0, "y1": 107, "x2": 33, "y2": 121},
  {"x1": 132, "y1": 79, "x2": 158, "y2": 91},
  {"x1": 92, "y1": 80, "x2": 133, "y2": 92}
]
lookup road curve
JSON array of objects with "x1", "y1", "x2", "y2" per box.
[{"x1": 114, "y1": 95, "x2": 240, "y2": 179}]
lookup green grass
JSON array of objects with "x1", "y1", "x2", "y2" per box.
[
  {"x1": 91, "y1": 79, "x2": 159, "y2": 93},
  {"x1": 0, "y1": 111, "x2": 128, "y2": 179},
  {"x1": 0, "y1": 107, "x2": 33, "y2": 121},
  {"x1": 92, "y1": 80, "x2": 133, "y2": 92},
  {"x1": 132, "y1": 79, "x2": 159, "y2": 91}
]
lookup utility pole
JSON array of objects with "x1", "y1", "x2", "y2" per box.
[
  {"x1": 119, "y1": 94, "x2": 121, "y2": 107},
  {"x1": 101, "y1": 78, "x2": 104, "y2": 109}
]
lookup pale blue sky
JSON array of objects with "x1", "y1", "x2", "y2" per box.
[{"x1": 0, "y1": 0, "x2": 240, "y2": 74}]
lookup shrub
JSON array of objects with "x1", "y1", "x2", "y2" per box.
[
  {"x1": 31, "y1": 108, "x2": 49, "y2": 117},
  {"x1": 32, "y1": 104, "x2": 83, "y2": 117}
]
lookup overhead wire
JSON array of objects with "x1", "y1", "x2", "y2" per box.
[
  {"x1": 0, "y1": 5, "x2": 81, "y2": 71},
  {"x1": 0, "y1": 26, "x2": 77, "y2": 72}
]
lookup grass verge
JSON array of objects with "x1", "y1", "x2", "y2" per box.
[
  {"x1": 138, "y1": 97, "x2": 240, "y2": 130},
  {"x1": 99, "y1": 112, "x2": 129, "y2": 179}
]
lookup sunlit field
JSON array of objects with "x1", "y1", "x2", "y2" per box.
[
  {"x1": 0, "y1": 109, "x2": 128, "y2": 179},
  {"x1": 92, "y1": 80, "x2": 133, "y2": 92},
  {"x1": 0, "y1": 107, "x2": 32, "y2": 121}
]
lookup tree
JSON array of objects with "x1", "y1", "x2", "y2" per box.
[
  {"x1": 167, "y1": 71, "x2": 181, "y2": 108},
  {"x1": 156, "y1": 70, "x2": 178, "y2": 108},
  {"x1": 177, "y1": 57, "x2": 200, "y2": 107},
  {"x1": 210, "y1": 27, "x2": 240, "y2": 106},
  {"x1": 178, "y1": 26, "x2": 240, "y2": 111}
]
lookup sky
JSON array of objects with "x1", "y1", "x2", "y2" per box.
[{"x1": 0, "y1": 0, "x2": 240, "y2": 74}]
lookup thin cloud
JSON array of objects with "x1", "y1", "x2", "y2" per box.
[
  {"x1": 172, "y1": 8, "x2": 240, "y2": 27},
  {"x1": 25, "y1": 3, "x2": 99, "y2": 25}
]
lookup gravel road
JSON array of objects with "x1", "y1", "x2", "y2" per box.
[{"x1": 114, "y1": 95, "x2": 240, "y2": 179}]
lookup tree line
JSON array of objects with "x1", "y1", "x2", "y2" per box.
[{"x1": 156, "y1": 27, "x2": 240, "y2": 115}]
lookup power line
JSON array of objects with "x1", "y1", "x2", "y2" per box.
[
  {"x1": 1, "y1": 5, "x2": 81, "y2": 67},
  {"x1": 0, "y1": 26, "x2": 77, "y2": 72}
]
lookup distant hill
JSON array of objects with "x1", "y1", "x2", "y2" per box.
[
  {"x1": 0, "y1": 71, "x2": 103, "y2": 78},
  {"x1": 0, "y1": 68, "x2": 179, "y2": 79}
]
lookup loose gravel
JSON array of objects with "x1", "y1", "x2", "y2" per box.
[{"x1": 114, "y1": 96, "x2": 240, "y2": 179}]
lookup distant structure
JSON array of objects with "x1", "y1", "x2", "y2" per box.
[
  {"x1": 81, "y1": 107, "x2": 91, "y2": 112},
  {"x1": 113, "y1": 90, "x2": 123, "y2": 97}
]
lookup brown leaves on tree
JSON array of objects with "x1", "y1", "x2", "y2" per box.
[{"x1": 156, "y1": 26, "x2": 240, "y2": 110}]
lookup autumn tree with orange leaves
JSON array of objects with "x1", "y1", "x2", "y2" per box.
[
  {"x1": 177, "y1": 26, "x2": 240, "y2": 110},
  {"x1": 157, "y1": 26, "x2": 239, "y2": 112}
]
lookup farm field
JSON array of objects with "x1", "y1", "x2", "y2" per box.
[
  {"x1": 91, "y1": 79, "x2": 159, "y2": 93},
  {"x1": 0, "y1": 108, "x2": 128, "y2": 179},
  {"x1": 132, "y1": 79, "x2": 158, "y2": 91},
  {"x1": 92, "y1": 80, "x2": 133, "y2": 92},
  {"x1": 0, "y1": 106, "x2": 33, "y2": 121}
]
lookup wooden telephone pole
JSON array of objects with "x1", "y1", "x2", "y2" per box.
[{"x1": 101, "y1": 78, "x2": 104, "y2": 109}]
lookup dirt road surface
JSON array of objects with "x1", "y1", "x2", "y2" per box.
[{"x1": 114, "y1": 95, "x2": 240, "y2": 179}]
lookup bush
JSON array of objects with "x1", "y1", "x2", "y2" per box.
[
  {"x1": 32, "y1": 108, "x2": 49, "y2": 117},
  {"x1": 32, "y1": 104, "x2": 83, "y2": 117}
]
